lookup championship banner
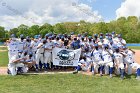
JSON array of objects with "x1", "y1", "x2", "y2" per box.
[{"x1": 52, "y1": 47, "x2": 81, "y2": 66}]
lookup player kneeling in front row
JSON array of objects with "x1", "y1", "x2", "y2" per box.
[
  {"x1": 113, "y1": 47, "x2": 126, "y2": 80},
  {"x1": 7, "y1": 51, "x2": 35, "y2": 76},
  {"x1": 130, "y1": 63, "x2": 140, "y2": 80},
  {"x1": 101, "y1": 44, "x2": 114, "y2": 78},
  {"x1": 73, "y1": 55, "x2": 92, "y2": 74},
  {"x1": 90, "y1": 44, "x2": 104, "y2": 76}
]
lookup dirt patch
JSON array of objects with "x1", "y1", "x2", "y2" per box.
[
  {"x1": 0, "y1": 50, "x2": 7, "y2": 52},
  {"x1": 0, "y1": 46, "x2": 6, "y2": 47},
  {"x1": 134, "y1": 50, "x2": 140, "y2": 64},
  {"x1": 0, "y1": 67, "x2": 7, "y2": 75}
]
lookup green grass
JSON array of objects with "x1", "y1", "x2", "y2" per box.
[
  {"x1": 128, "y1": 46, "x2": 140, "y2": 50},
  {"x1": 0, "y1": 51, "x2": 8, "y2": 66},
  {"x1": 0, "y1": 74, "x2": 140, "y2": 93}
]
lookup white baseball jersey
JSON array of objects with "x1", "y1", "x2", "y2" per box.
[
  {"x1": 113, "y1": 52, "x2": 124, "y2": 64},
  {"x1": 44, "y1": 41, "x2": 54, "y2": 52},
  {"x1": 36, "y1": 43, "x2": 45, "y2": 54},
  {"x1": 124, "y1": 50, "x2": 135, "y2": 63},
  {"x1": 31, "y1": 41, "x2": 39, "y2": 52},
  {"x1": 17, "y1": 40, "x2": 26, "y2": 51},
  {"x1": 53, "y1": 40, "x2": 61, "y2": 48},
  {"x1": 25, "y1": 56, "x2": 35, "y2": 63},
  {"x1": 91, "y1": 49, "x2": 102, "y2": 62},
  {"x1": 9, "y1": 53, "x2": 19, "y2": 63},
  {"x1": 7, "y1": 40, "x2": 18, "y2": 51},
  {"x1": 102, "y1": 50, "x2": 113, "y2": 62}
]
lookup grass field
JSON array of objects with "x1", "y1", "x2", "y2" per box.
[
  {"x1": 0, "y1": 51, "x2": 8, "y2": 67},
  {"x1": 0, "y1": 74, "x2": 140, "y2": 93},
  {"x1": 128, "y1": 46, "x2": 140, "y2": 50}
]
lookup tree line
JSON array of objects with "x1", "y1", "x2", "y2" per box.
[{"x1": 0, "y1": 16, "x2": 140, "y2": 43}]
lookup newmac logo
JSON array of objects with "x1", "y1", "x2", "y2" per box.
[{"x1": 57, "y1": 50, "x2": 75, "y2": 60}]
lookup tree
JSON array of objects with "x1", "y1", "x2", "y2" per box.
[
  {"x1": 28, "y1": 25, "x2": 40, "y2": 37},
  {"x1": 0, "y1": 26, "x2": 6, "y2": 38},
  {"x1": 9, "y1": 28, "x2": 19, "y2": 37},
  {"x1": 40, "y1": 23, "x2": 53, "y2": 37},
  {"x1": 53, "y1": 23, "x2": 66, "y2": 34},
  {"x1": 17, "y1": 24, "x2": 29, "y2": 37}
]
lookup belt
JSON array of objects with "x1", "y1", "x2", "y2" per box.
[
  {"x1": 18, "y1": 50, "x2": 23, "y2": 53},
  {"x1": 9, "y1": 50, "x2": 17, "y2": 52},
  {"x1": 40, "y1": 53, "x2": 44, "y2": 54}
]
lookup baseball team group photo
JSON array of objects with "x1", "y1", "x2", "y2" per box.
[{"x1": 0, "y1": 0, "x2": 140, "y2": 93}]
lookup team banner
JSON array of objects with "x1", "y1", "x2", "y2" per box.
[{"x1": 52, "y1": 47, "x2": 81, "y2": 66}]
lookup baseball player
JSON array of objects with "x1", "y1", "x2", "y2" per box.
[
  {"x1": 35, "y1": 39, "x2": 46, "y2": 72},
  {"x1": 7, "y1": 51, "x2": 29, "y2": 76},
  {"x1": 122, "y1": 46, "x2": 139, "y2": 75},
  {"x1": 113, "y1": 47, "x2": 125, "y2": 79},
  {"x1": 17, "y1": 34, "x2": 26, "y2": 53},
  {"x1": 73, "y1": 55, "x2": 91, "y2": 74},
  {"x1": 71, "y1": 37, "x2": 80, "y2": 50},
  {"x1": 7, "y1": 34, "x2": 19, "y2": 63},
  {"x1": 131, "y1": 63, "x2": 140, "y2": 80},
  {"x1": 44, "y1": 36, "x2": 54, "y2": 71},
  {"x1": 30, "y1": 36, "x2": 39, "y2": 59},
  {"x1": 102, "y1": 44, "x2": 114, "y2": 78},
  {"x1": 91, "y1": 44, "x2": 104, "y2": 76}
]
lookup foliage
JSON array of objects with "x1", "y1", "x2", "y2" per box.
[{"x1": 1, "y1": 16, "x2": 140, "y2": 43}]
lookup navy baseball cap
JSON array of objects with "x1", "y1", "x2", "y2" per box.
[
  {"x1": 94, "y1": 34, "x2": 98, "y2": 37},
  {"x1": 48, "y1": 36, "x2": 52, "y2": 39},
  {"x1": 20, "y1": 34, "x2": 24, "y2": 38},
  {"x1": 11, "y1": 34, "x2": 15, "y2": 38},
  {"x1": 71, "y1": 32, "x2": 74, "y2": 35},
  {"x1": 105, "y1": 33, "x2": 109, "y2": 36},
  {"x1": 78, "y1": 34, "x2": 81, "y2": 37},
  {"x1": 118, "y1": 34, "x2": 122, "y2": 38},
  {"x1": 122, "y1": 46, "x2": 127, "y2": 49},
  {"x1": 88, "y1": 36, "x2": 92, "y2": 39},
  {"x1": 100, "y1": 36, "x2": 103, "y2": 39},
  {"x1": 112, "y1": 31, "x2": 115, "y2": 34}
]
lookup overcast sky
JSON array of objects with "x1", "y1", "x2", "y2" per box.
[{"x1": 0, "y1": 0, "x2": 140, "y2": 30}]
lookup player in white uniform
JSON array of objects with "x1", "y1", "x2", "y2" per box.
[
  {"x1": 131, "y1": 63, "x2": 140, "y2": 80},
  {"x1": 54, "y1": 36, "x2": 62, "y2": 48},
  {"x1": 7, "y1": 34, "x2": 19, "y2": 64},
  {"x1": 91, "y1": 44, "x2": 104, "y2": 76},
  {"x1": 7, "y1": 50, "x2": 33, "y2": 76},
  {"x1": 103, "y1": 33, "x2": 110, "y2": 45},
  {"x1": 73, "y1": 54, "x2": 91, "y2": 74},
  {"x1": 102, "y1": 44, "x2": 114, "y2": 78},
  {"x1": 17, "y1": 34, "x2": 26, "y2": 53},
  {"x1": 113, "y1": 47, "x2": 125, "y2": 79},
  {"x1": 30, "y1": 37, "x2": 39, "y2": 59},
  {"x1": 24, "y1": 37, "x2": 31, "y2": 54},
  {"x1": 113, "y1": 34, "x2": 126, "y2": 48},
  {"x1": 44, "y1": 36, "x2": 54, "y2": 71},
  {"x1": 35, "y1": 40, "x2": 46, "y2": 72},
  {"x1": 122, "y1": 47, "x2": 135, "y2": 75}
]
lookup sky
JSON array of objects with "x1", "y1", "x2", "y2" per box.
[{"x1": 0, "y1": 0, "x2": 140, "y2": 30}]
